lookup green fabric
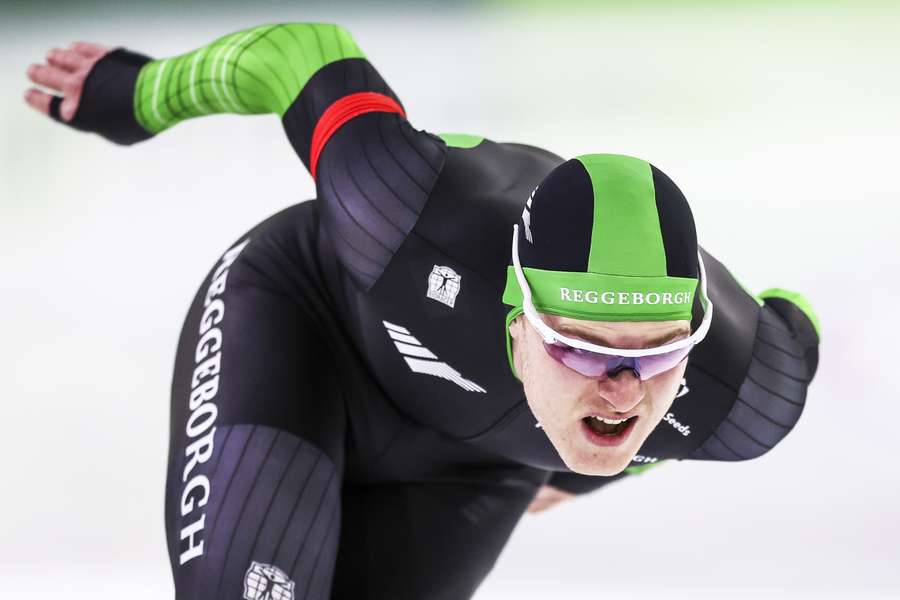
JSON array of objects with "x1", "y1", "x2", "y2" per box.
[
  {"x1": 624, "y1": 460, "x2": 666, "y2": 475},
  {"x1": 502, "y1": 266, "x2": 698, "y2": 321},
  {"x1": 577, "y1": 154, "x2": 667, "y2": 277},
  {"x1": 134, "y1": 23, "x2": 365, "y2": 133},
  {"x1": 758, "y1": 287, "x2": 821, "y2": 339},
  {"x1": 504, "y1": 306, "x2": 525, "y2": 380},
  {"x1": 438, "y1": 132, "x2": 484, "y2": 148}
]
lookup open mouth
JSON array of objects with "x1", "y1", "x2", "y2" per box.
[{"x1": 580, "y1": 415, "x2": 638, "y2": 447}]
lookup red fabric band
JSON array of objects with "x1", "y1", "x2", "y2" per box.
[{"x1": 309, "y1": 92, "x2": 406, "y2": 179}]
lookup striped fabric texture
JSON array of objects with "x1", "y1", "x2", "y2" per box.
[
  {"x1": 691, "y1": 306, "x2": 812, "y2": 460},
  {"x1": 134, "y1": 23, "x2": 364, "y2": 133}
]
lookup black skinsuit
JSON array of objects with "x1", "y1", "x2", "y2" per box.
[{"x1": 55, "y1": 26, "x2": 819, "y2": 600}]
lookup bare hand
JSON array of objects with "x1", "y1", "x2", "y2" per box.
[
  {"x1": 527, "y1": 484, "x2": 576, "y2": 514},
  {"x1": 24, "y1": 42, "x2": 111, "y2": 121}
]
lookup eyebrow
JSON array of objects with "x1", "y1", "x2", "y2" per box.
[{"x1": 558, "y1": 327, "x2": 690, "y2": 349}]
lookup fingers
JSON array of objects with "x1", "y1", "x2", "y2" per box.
[
  {"x1": 26, "y1": 41, "x2": 111, "y2": 91},
  {"x1": 526, "y1": 492, "x2": 558, "y2": 513},
  {"x1": 25, "y1": 41, "x2": 108, "y2": 122},
  {"x1": 27, "y1": 63, "x2": 73, "y2": 94},
  {"x1": 24, "y1": 88, "x2": 54, "y2": 115},
  {"x1": 526, "y1": 499, "x2": 553, "y2": 513},
  {"x1": 70, "y1": 41, "x2": 110, "y2": 60},
  {"x1": 23, "y1": 88, "x2": 78, "y2": 121},
  {"x1": 46, "y1": 47, "x2": 89, "y2": 73},
  {"x1": 527, "y1": 496, "x2": 565, "y2": 513},
  {"x1": 526, "y1": 484, "x2": 575, "y2": 513}
]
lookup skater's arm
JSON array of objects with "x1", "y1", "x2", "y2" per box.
[
  {"x1": 689, "y1": 285, "x2": 820, "y2": 461},
  {"x1": 24, "y1": 24, "x2": 369, "y2": 146},
  {"x1": 25, "y1": 23, "x2": 446, "y2": 291}
]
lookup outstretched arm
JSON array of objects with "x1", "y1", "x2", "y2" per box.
[
  {"x1": 133, "y1": 25, "x2": 364, "y2": 133},
  {"x1": 25, "y1": 23, "x2": 447, "y2": 291},
  {"x1": 25, "y1": 24, "x2": 379, "y2": 154}
]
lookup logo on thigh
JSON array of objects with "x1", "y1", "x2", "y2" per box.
[{"x1": 243, "y1": 561, "x2": 295, "y2": 600}]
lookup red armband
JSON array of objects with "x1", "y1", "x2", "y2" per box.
[{"x1": 309, "y1": 92, "x2": 406, "y2": 180}]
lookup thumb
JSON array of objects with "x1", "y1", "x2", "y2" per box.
[{"x1": 60, "y1": 92, "x2": 81, "y2": 121}]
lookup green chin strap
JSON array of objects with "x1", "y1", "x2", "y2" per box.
[{"x1": 501, "y1": 267, "x2": 699, "y2": 380}]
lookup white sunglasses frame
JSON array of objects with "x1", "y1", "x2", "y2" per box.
[{"x1": 511, "y1": 224, "x2": 714, "y2": 358}]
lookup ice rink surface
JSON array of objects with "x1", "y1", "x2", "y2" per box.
[{"x1": 1, "y1": 1, "x2": 898, "y2": 597}]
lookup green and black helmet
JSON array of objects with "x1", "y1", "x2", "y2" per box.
[{"x1": 502, "y1": 154, "x2": 711, "y2": 375}]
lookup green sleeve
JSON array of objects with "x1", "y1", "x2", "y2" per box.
[{"x1": 133, "y1": 23, "x2": 365, "y2": 134}]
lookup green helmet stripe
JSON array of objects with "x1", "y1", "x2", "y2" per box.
[{"x1": 577, "y1": 154, "x2": 668, "y2": 277}]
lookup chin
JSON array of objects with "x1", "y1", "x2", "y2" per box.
[
  {"x1": 561, "y1": 449, "x2": 633, "y2": 477},
  {"x1": 551, "y1": 418, "x2": 647, "y2": 477}
]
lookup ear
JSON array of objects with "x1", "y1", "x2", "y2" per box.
[
  {"x1": 508, "y1": 315, "x2": 526, "y2": 380},
  {"x1": 508, "y1": 314, "x2": 524, "y2": 339}
]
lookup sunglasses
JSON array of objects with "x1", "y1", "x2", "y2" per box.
[
  {"x1": 511, "y1": 224, "x2": 714, "y2": 380},
  {"x1": 541, "y1": 338, "x2": 693, "y2": 380}
]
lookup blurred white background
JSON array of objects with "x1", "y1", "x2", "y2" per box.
[{"x1": 1, "y1": 1, "x2": 898, "y2": 598}]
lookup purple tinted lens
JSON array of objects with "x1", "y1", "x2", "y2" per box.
[
  {"x1": 542, "y1": 341, "x2": 692, "y2": 380},
  {"x1": 634, "y1": 345, "x2": 693, "y2": 379}
]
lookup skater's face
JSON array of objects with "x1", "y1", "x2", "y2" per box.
[{"x1": 508, "y1": 313, "x2": 690, "y2": 476}]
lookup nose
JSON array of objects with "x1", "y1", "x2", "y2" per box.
[{"x1": 595, "y1": 367, "x2": 644, "y2": 413}]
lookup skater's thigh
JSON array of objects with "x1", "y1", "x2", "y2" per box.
[
  {"x1": 333, "y1": 466, "x2": 545, "y2": 599},
  {"x1": 166, "y1": 204, "x2": 348, "y2": 599}
]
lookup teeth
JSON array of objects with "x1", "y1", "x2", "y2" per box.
[{"x1": 591, "y1": 415, "x2": 627, "y2": 425}]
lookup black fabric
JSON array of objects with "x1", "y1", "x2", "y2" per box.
[
  {"x1": 688, "y1": 296, "x2": 818, "y2": 461},
  {"x1": 691, "y1": 249, "x2": 761, "y2": 390},
  {"x1": 691, "y1": 309, "x2": 811, "y2": 460},
  {"x1": 48, "y1": 95, "x2": 63, "y2": 120},
  {"x1": 278, "y1": 57, "x2": 445, "y2": 292},
  {"x1": 416, "y1": 139, "x2": 563, "y2": 291},
  {"x1": 312, "y1": 112, "x2": 445, "y2": 291},
  {"x1": 333, "y1": 458, "x2": 546, "y2": 599},
  {"x1": 61, "y1": 48, "x2": 155, "y2": 145},
  {"x1": 546, "y1": 469, "x2": 629, "y2": 495},
  {"x1": 166, "y1": 202, "x2": 548, "y2": 599},
  {"x1": 763, "y1": 296, "x2": 820, "y2": 367},
  {"x1": 516, "y1": 158, "x2": 595, "y2": 273},
  {"x1": 171, "y1": 425, "x2": 341, "y2": 600},
  {"x1": 651, "y1": 164, "x2": 699, "y2": 279},
  {"x1": 281, "y1": 58, "x2": 404, "y2": 170}
]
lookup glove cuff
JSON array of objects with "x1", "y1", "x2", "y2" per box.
[{"x1": 64, "y1": 48, "x2": 155, "y2": 146}]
